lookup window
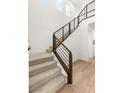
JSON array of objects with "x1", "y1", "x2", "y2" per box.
[
  {"x1": 65, "y1": 4, "x2": 70, "y2": 17},
  {"x1": 41, "y1": 0, "x2": 49, "y2": 4},
  {"x1": 55, "y1": 0, "x2": 62, "y2": 12}
]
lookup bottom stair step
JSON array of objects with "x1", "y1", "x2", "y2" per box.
[
  {"x1": 31, "y1": 74, "x2": 66, "y2": 93},
  {"x1": 30, "y1": 67, "x2": 61, "y2": 92}
]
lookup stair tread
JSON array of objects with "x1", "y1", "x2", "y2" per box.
[
  {"x1": 32, "y1": 74, "x2": 66, "y2": 93},
  {"x1": 29, "y1": 61, "x2": 56, "y2": 73},
  {"x1": 29, "y1": 67, "x2": 60, "y2": 88},
  {"x1": 29, "y1": 52, "x2": 53, "y2": 62}
]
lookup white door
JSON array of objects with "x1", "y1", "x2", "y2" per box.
[{"x1": 88, "y1": 22, "x2": 95, "y2": 59}]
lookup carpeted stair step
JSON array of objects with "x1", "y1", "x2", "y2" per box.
[
  {"x1": 31, "y1": 74, "x2": 66, "y2": 93},
  {"x1": 29, "y1": 61, "x2": 57, "y2": 77},
  {"x1": 29, "y1": 67, "x2": 61, "y2": 92},
  {"x1": 29, "y1": 52, "x2": 54, "y2": 66}
]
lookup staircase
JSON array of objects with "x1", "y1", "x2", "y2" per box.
[
  {"x1": 29, "y1": 52, "x2": 66, "y2": 93},
  {"x1": 29, "y1": 0, "x2": 95, "y2": 93},
  {"x1": 53, "y1": 0, "x2": 95, "y2": 84}
]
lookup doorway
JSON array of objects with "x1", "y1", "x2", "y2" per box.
[{"x1": 88, "y1": 22, "x2": 95, "y2": 60}]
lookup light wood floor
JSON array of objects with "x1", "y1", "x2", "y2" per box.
[{"x1": 57, "y1": 59, "x2": 95, "y2": 93}]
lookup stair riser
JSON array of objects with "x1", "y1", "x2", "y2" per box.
[
  {"x1": 30, "y1": 56, "x2": 54, "y2": 66},
  {"x1": 29, "y1": 63, "x2": 57, "y2": 77},
  {"x1": 30, "y1": 70, "x2": 61, "y2": 92}
]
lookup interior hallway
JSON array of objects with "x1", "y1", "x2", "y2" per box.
[{"x1": 57, "y1": 59, "x2": 95, "y2": 93}]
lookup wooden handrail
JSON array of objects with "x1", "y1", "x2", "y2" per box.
[{"x1": 53, "y1": 0, "x2": 95, "y2": 84}]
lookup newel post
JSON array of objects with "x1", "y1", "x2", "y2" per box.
[
  {"x1": 68, "y1": 52, "x2": 72, "y2": 84},
  {"x1": 78, "y1": 16, "x2": 80, "y2": 25},
  {"x1": 69, "y1": 23, "x2": 71, "y2": 35},
  {"x1": 53, "y1": 34, "x2": 56, "y2": 52},
  {"x1": 86, "y1": 5, "x2": 88, "y2": 18}
]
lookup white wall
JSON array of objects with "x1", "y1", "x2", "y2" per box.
[
  {"x1": 64, "y1": 18, "x2": 95, "y2": 62},
  {"x1": 63, "y1": 27, "x2": 82, "y2": 62},
  {"x1": 63, "y1": 17, "x2": 95, "y2": 62},
  {"x1": 29, "y1": 0, "x2": 95, "y2": 62},
  {"x1": 60, "y1": 0, "x2": 95, "y2": 62},
  {"x1": 29, "y1": 0, "x2": 79, "y2": 54}
]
